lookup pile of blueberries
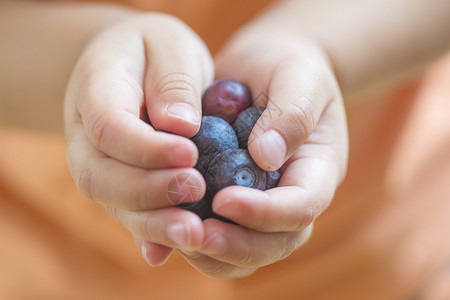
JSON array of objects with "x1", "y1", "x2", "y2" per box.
[{"x1": 178, "y1": 79, "x2": 280, "y2": 221}]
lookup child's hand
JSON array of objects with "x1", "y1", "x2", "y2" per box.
[
  {"x1": 64, "y1": 14, "x2": 214, "y2": 266},
  {"x1": 179, "y1": 32, "x2": 349, "y2": 278}
]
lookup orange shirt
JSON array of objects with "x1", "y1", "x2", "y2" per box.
[
  {"x1": 73, "y1": 0, "x2": 276, "y2": 54},
  {"x1": 1, "y1": 1, "x2": 450, "y2": 299}
]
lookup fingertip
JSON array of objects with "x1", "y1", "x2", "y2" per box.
[
  {"x1": 212, "y1": 186, "x2": 270, "y2": 222},
  {"x1": 166, "y1": 207, "x2": 207, "y2": 251},
  {"x1": 248, "y1": 129, "x2": 287, "y2": 171},
  {"x1": 150, "y1": 102, "x2": 201, "y2": 138},
  {"x1": 167, "y1": 137, "x2": 199, "y2": 168},
  {"x1": 134, "y1": 237, "x2": 173, "y2": 267},
  {"x1": 184, "y1": 212, "x2": 206, "y2": 250},
  {"x1": 164, "y1": 102, "x2": 201, "y2": 136},
  {"x1": 212, "y1": 198, "x2": 243, "y2": 220}
]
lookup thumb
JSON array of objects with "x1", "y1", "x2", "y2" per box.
[
  {"x1": 144, "y1": 15, "x2": 214, "y2": 137},
  {"x1": 248, "y1": 56, "x2": 338, "y2": 171}
]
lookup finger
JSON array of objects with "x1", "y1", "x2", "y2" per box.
[
  {"x1": 66, "y1": 19, "x2": 200, "y2": 169},
  {"x1": 67, "y1": 124, "x2": 205, "y2": 210},
  {"x1": 212, "y1": 100, "x2": 348, "y2": 232},
  {"x1": 134, "y1": 236, "x2": 173, "y2": 267},
  {"x1": 194, "y1": 219, "x2": 313, "y2": 268},
  {"x1": 212, "y1": 159, "x2": 338, "y2": 232},
  {"x1": 179, "y1": 250, "x2": 257, "y2": 279},
  {"x1": 143, "y1": 15, "x2": 214, "y2": 137},
  {"x1": 248, "y1": 54, "x2": 338, "y2": 171},
  {"x1": 108, "y1": 206, "x2": 204, "y2": 251}
]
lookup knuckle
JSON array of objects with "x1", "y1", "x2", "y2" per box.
[
  {"x1": 317, "y1": 189, "x2": 334, "y2": 212},
  {"x1": 289, "y1": 97, "x2": 315, "y2": 139},
  {"x1": 307, "y1": 190, "x2": 332, "y2": 220},
  {"x1": 156, "y1": 72, "x2": 198, "y2": 101},
  {"x1": 116, "y1": 71, "x2": 144, "y2": 103},
  {"x1": 87, "y1": 113, "x2": 109, "y2": 149},
  {"x1": 75, "y1": 168, "x2": 95, "y2": 201},
  {"x1": 142, "y1": 215, "x2": 154, "y2": 240},
  {"x1": 293, "y1": 206, "x2": 315, "y2": 231},
  {"x1": 136, "y1": 185, "x2": 155, "y2": 210},
  {"x1": 238, "y1": 243, "x2": 256, "y2": 267},
  {"x1": 277, "y1": 234, "x2": 298, "y2": 261},
  {"x1": 207, "y1": 262, "x2": 229, "y2": 277},
  {"x1": 286, "y1": 189, "x2": 323, "y2": 232}
]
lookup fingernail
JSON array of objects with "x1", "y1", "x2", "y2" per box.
[
  {"x1": 258, "y1": 130, "x2": 286, "y2": 170},
  {"x1": 141, "y1": 243, "x2": 154, "y2": 267},
  {"x1": 213, "y1": 199, "x2": 241, "y2": 218},
  {"x1": 167, "y1": 222, "x2": 189, "y2": 248},
  {"x1": 166, "y1": 103, "x2": 200, "y2": 125},
  {"x1": 202, "y1": 233, "x2": 227, "y2": 255}
]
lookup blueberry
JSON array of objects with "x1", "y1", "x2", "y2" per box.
[
  {"x1": 177, "y1": 80, "x2": 280, "y2": 223},
  {"x1": 233, "y1": 106, "x2": 264, "y2": 149},
  {"x1": 178, "y1": 191, "x2": 233, "y2": 222},
  {"x1": 177, "y1": 191, "x2": 214, "y2": 220},
  {"x1": 206, "y1": 149, "x2": 267, "y2": 194},
  {"x1": 266, "y1": 170, "x2": 281, "y2": 189},
  {"x1": 202, "y1": 79, "x2": 252, "y2": 124},
  {"x1": 191, "y1": 116, "x2": 238, "y2": 175}
]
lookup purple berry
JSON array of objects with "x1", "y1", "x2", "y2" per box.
[
  {"x1": 206, "y1": 149, "x2": 267, "y2": 194},
  {"x1": 233, "y1": 106, "x2": 264, "y2": 149},
  {"x1": 191, "y1": 116, "x2": 238, "y2": 175},
  {"x1": 202, "y1": 79, "x2": 252, "y2": 124},
  {"x1": 178, "y1": 191, "x2": 233, "y2": 222},
  {"x1": 266, "y1": 170, "x2": 281, "y2": 189},
  {"x1": 177, "y1": 191, "x2": 213, "y2": 220},
  {"x1": 177, "y1": 80, "x2": 282, "y2": 223}
]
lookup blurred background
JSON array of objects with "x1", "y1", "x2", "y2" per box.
[{"x1": 1, "y1": 0, "x2": 449, "y2": 299}]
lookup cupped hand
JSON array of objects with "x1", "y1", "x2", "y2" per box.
[
  {"x1": 64, "y1": 13, "x2": 215, "y2": 266},
  {"x1": 179, "y1": 31, "x2": 349, "y2": 278}
]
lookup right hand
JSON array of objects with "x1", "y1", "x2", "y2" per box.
[
  {"x1": 64, "y1": 13, "x2": 214, "y2": 266},
  {"x1": 177, "y1": 28, "x2": 349, "y2": 279}
]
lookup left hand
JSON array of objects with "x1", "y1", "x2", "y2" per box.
[{"x1": 177, "y1": 30, "x2": 349, "y2": 278}]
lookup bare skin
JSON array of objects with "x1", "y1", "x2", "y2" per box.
[{"x1": 1, "y1": 0, "x2": 449, "y2": 278}]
